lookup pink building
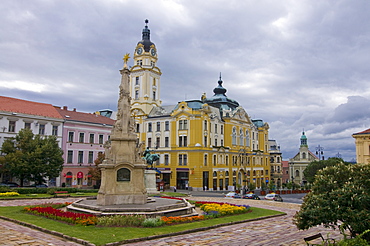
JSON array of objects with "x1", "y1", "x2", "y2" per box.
[
  {"x1": 55, "y1": 106, "x2": 114, "y2": 188},
  {"x1": 281, "y1": 161, "x2": 290, "y2": 184}
]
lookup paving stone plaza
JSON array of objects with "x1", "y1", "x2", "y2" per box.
[{"x1": 0, "y1": 197, "x2": 342, "y2": 245}]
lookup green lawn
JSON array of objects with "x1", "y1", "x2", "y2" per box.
[{"x1": 0, "y1": 205, "x2": 284, "y2": 246}]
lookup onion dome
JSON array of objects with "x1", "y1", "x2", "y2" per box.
[
  {"x1": 137, "y1": 19, "x2": 155, "y2": 52},
  {"x1": 203, "y1": 74, "x2": 239, "y2": 110}
]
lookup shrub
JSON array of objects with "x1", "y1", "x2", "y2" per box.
[
  {"x1": 97, "y1": 214, "x2": 146, "y2": 227},
  {"x1": 142, "y1": 218, "x2": 165, "y2": 227}
]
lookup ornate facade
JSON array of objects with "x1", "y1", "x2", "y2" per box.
[
  {"x1": 288, "y1": 132, "x2": 318, "y2": 185},
  {"x1": 127, "y1": 20, "x2": 271, "y2": 191}
]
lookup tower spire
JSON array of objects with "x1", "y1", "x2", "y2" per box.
[{"x1": 142, "y1": 19, "x2": 150, "y2": 41}]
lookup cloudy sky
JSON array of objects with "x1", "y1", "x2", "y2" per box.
[{"x1": 1, "y1": 0, "x2": 370, "y2": 161}]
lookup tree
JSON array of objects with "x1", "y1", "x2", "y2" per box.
[
  {"x1": 294, "y1": 163, "x2": 370, "y2": 241},
  {"x1": 1, "y1": 129, "x2": 64, "y2": 186},
  {"x1": 303, "y1": 157, "x2": 345, "y2": 183},
  {"x1": 88, "y1": 152, "x2": 104, "y2": 188}
]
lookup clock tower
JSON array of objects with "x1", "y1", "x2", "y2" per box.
[{"x1": 130, "y1": 19, "x2": 162, "y2": 116}]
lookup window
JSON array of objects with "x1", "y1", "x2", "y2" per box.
[
  {"x1": 148, "y1": 123, "x2": 152, "y2": 132},
  {"x1": 265, "y1": 170, "x2": 269, "y2": 175},
  {"x1": 67, "y1": 151, "x2": 73, "y2": 163},
  {"x1": 221, "y1": 139, "x2": 223, "y2": 146},
  {"x1": 88, "y1": 151, "x2": 94, "y2": 163},
  {"x1": 78, "y1": 151, "x2": 83, "y2": 164},
  {"x1": 153, "y1": 78, "x2": 156, "y2": 86},
  {"x1": 295, "y1": 170, "x2": 300, "y2": 177},
  {"x1": 156, "y1": 137, "x2": 160, "y2": 148},
  {"x1": 226, "y1": 155, "x2": 229, "y2": 165},
  {"x1": 135, "y1": 76, "x2": 139, "y2": 85},
  {"x1": 240, "y1": 129, "x2": 243, "y2": 146},
  {"x1": 204, "y1": 120, "x2": 207, "y2": 130},
  {"x1": 153, "y1": 91, "x2": 156, "y2": 100},
  {"x1": 165, "y1": 137, "x2": 169, "y2": 147},
  {"x1": 215, "y1": 124, "x2": 217, "y2": 133},
  {"x1": 213, "y1": 155, "x2": 216, "y2": 166},
  {"x1": 99, "y1": 134, "x2": 104, "y2": 144},
  {"x1": 204, "y1": 154, "x2": 208, "y2": 166},
  {"x1": 24, "y1": 122, "x2": 31, "y2": 129},
  {"x1": 164, "y1": 154, "x2": 169, "y2": 165},
  {"x1": 179, "y1": 120, "x2": 188, "y2": 130},
  {"x1": 137, "y1": 60, "x2": 142, "y2": 66},
  {"x1": 148, "y1": 138, "x2": 152, "y2": 148},
  {"x1": 39, "y1": 124, "x2": 45, "y2": 135},
  {"x1": 204, "y1": 136, "x2": 207, "y2": 147},
  {"x1": 89, "y1": 134, "x2": 94, "y2": 144},
  {"x1": 214, "y1": 139, "x2": 218, "y2": 146},
  {"x1": 179, "y1": 136, "x2": 187, "y2": 147},
  {"x1": 179, "y1": 154, "x2": 188, "y2": 166},
  {"x1": 135, "y1": 90, "x2": 139, "y2": 100},
  {"x1": 232, "y1": 127, "x2": 236, "y2": 145},
  {"x1": 165, "y1": 121, "x2": 169, "y2": 131},
  {"x1": 8, "y1": 121, "x2": 16, "y2": 132},
  {"x1": 136, "y1": 124, "x2": 140, "y2": 133},
  {"x1": 221, "y1": 125, "x2": 223, "y2": 134},
  {"x1": 52, "y1": 125, "x2": 58, "y2": 136},
  {"x1": 68, "y1": 132, "x2": 74, "y2": 142},
  {"x1": 156, "y1": 122, "x2": 160, "y2": 131},
  {"x1": 79, "y1": 133, "x2": 84, "y2": 143},
  {"x1": 245, "y1": 131, "x2": 250, "y2": 147}
]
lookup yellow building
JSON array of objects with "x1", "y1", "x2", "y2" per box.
[
  {"x1": 352, "y1": 128, "x2": 370, "y2": 164},
  {"x1": 127, "y1": 20, "x2": 271, "y2": 191}
]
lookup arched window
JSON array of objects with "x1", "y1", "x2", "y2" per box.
[
  {"x1": 239, "y1": 129, "x2": 243, "y2": 146},
  {"x1": 225, "y1": 171, "x2": 229, "y2": 176},
  {"x1": 295, "y1": 170, "x2": 300, "y2": 177},
  {"x1": 245, "y1": 130, "x2": 250, "y2": 147},
  {"x1": 233, "y1": 171, "x2": 236, "y2": 176},
  {"x1": 117, "y1": 168, "x2": 131, "y2": 181},
  {"x1": 213, "y1": 171, "x2": 217, "y2": 177},
  {"x1": 302, "y1": 152, "x2": 306, "y2": 159},
  {"x1": 232, "y1": 127, "x2": 237, "y2": 145}
]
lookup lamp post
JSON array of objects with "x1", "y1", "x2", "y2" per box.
[{"x1": 315, "y1": 145, "x2": 324, "y2": 160}]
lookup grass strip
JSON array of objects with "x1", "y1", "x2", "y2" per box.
[{"x1": 0, "y1": 205, "x2": 284, "y2": 246}]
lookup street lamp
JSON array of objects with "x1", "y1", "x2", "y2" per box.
[{"x1": 315, "y1": 145, "x2": 324, "y2": 160}]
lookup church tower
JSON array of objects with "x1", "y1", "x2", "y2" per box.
[{"x1": 130, "y1": 19, "x2": 162, "y2": 116}]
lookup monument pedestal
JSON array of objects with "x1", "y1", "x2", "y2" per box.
[
  {"x1": 145, "y1": 169, "x2": 160, "y2": 195},
  {"x1": 97, "y1": 162, "x2": 148, "y2": 205}
]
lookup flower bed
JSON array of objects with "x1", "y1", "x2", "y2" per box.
[
  {"x1": 24, "y1": 203, "x2": 97, "y2": 226},
  {"x1": 0, "y1": 192, "x2": 20, "y2": 197},
  {"x1": 23, "y1": 200, "x2": 251, "y2": 227}
]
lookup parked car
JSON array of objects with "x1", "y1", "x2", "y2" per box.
[
  {"x1": 0, "y1": 182, "x2": 20, "y2": 188},
  {"x1": 243, "y1": 193, "x2": 261, "y2": 200},
  {"x1": 264, "y1": 193, "x2": 283, "y2": 202},
  {"x1": 35, "y1": 184, "x2": 48, "y2": 188},
  {"x1": 224, "y1": 191, "x2": 242, "y2": 199}
]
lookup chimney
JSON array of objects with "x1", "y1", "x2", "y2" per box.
[
  {"x1": 63, "y1": 106, "x2": 68, "y2": 110},
  {"x1": 73, "y1": 108, "x2": 76, "y2": 112}
]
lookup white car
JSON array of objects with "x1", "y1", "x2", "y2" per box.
[
  {"x1": 264, "y1": 193, "x2": 283, "y2": 202},
  {"x1": 224, "y1": 192, "x2": 242, "y2": 199}
]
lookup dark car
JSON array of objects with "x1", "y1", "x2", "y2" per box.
[
  {"x1": 243, "y1": 193, "x2": 261, "y2": 200},
  {"x1": 0, "y1": 182, "x2": 20, "y2": 187},
  {"x1": 35, "y1": 184, "x2": 48, "y2": 188}
]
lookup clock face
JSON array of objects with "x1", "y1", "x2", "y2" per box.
[
  {"x1": 151, "y1": 49, "x2": 156, "y2": 56},
  {"x1": 137, "y1": 47, "x2": 143, "y2": 55}
]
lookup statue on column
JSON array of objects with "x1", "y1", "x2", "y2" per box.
[{"x1": 142, "y1": 147, "x2": 160, "y2": 169}]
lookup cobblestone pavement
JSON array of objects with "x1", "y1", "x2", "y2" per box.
[{"x1": 0, "y1": 197, "x2": 343, "y2": 246}]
